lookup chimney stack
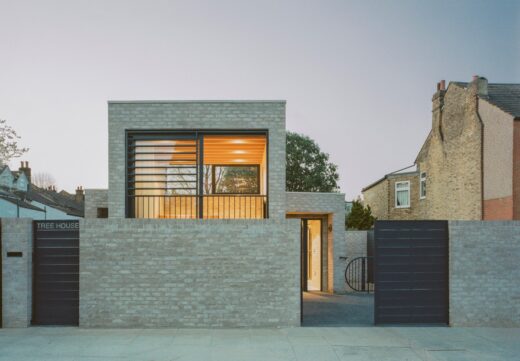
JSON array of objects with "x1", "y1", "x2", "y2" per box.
[
  {"x1": 75, "y1": 186, "x2": 85, "y2": 203},
  {"x1": 471, "y1": 75, "x2": 488, "y2": 97},
  {"x1": 432, "y1": 79, "x2": 447, "y2": 139},
  {"x1": 19, "y1": 161, "x2": 31, "y2": 184}
]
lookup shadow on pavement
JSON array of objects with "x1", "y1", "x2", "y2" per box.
[{"x1": 302, "y1": 291, "x2": 374, "y2": 327}]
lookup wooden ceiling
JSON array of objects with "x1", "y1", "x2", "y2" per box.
[{"x1": 203, "y1": 135, "x2": 266, "y2": 165}]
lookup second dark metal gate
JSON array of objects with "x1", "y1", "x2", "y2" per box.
[
  {"x1": 33, "y1": 220, "x2": 79, "y2": 325},
  {"x1": 374, "y1": 220, "x2": 449, "y2": 325}
]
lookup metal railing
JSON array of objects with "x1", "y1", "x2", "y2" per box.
[
  {"x1": 344, "y1": 256, "x2": 374, "y2": 293},
  {"x1": 129, "y1": 195, "x2": 267, "y2": 219}
]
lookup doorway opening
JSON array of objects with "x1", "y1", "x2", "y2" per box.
[{"x1": 301, "y1": 219, "x2": 322, "y2": 292}]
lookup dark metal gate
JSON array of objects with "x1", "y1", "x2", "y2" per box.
[
  {"x1": 33, "y1": 220, "x2": 79, "y2": 325},
  {"x1": 374, "y1": 220, "x2": 449, "y2": 325},
  {"x1": 345, "y1": 257, "x2": 373, "y2": 292}
]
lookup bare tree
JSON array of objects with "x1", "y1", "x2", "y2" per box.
[
  {"x1": 32, "y1": 172, "x2": 57, "y2": 189},
  {"x1": 0, "y1": 119, "x2": 29, "y2": 165}
]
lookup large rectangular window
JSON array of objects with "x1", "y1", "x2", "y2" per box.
[{"x1": 127, "y1": 131, "x2": 267, "y2": 219}]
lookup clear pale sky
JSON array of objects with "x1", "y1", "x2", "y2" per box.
[{"x1": 1, "y1": 0, "x2": 519, "y2": 199}]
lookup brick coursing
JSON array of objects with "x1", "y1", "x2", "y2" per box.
[
  {"x1": 387, "y1": 174, "x2": 421, "y2": 220},
  {"x1": 345, "y1": 231, "x2": 367, "y2": 259},
  {"x1": 449, "y1": 221, "x2": 520, "y2": 327},
  {"x1": 84, "y1": 189, "x2": 108, "y2": 218},
  {"x1": 79, "y1": 218, "x2": 300, "y2": 328},
  {"x1": 344, "y1": 231, "x2": 368, "y2": 292},
  {"x1": 362, "y1": 179, "x2": 388, "y2": 220},
  {"x1": 1, "y1": 218, "x2": 32, "y2": 327}
]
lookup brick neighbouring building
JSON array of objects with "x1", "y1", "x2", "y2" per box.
[{"x1": 363, "y1": 76, "x2": 520, "y2": 221}]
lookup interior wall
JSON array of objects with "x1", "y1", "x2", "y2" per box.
[{"x1": 286, "y1": 213, "x2": 330, "y2": 292}]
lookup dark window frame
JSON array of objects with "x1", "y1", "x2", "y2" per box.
[{"x1": 125, "y1": 129, "x2": 269, "y2": 219}]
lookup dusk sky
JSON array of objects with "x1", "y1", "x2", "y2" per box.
[{"x1": 1, "y1": 0, "x2": 519, "y2": 199}]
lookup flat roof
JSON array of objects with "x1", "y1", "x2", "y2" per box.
[{"x1": 108, "y1": 100, "x2": 286, "y2": 104}]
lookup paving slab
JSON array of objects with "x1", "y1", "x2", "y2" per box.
[
  {"x1": 0, "y1": 326, "x2": 518, "y2": 361},
  {"x1": 302, "y1": 291, "x2": 374, "y2": 326}
]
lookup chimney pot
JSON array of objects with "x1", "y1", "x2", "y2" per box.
[
  {"x1": 440, "y1": 80, "x2": 446, "y2": 90},
  {"x1": 75, "y1": 185, "x2": 85, "y2": 202},
  {"x1": 19, "y1": 160, "x2": 31, "y2": 184}
]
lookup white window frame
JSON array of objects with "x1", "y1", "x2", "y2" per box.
[
  {"x1": 395, "y1": 181, "x2": 410, "y2": 208},
  {"x1": 420, "y1": 172, "x2": 426, "y2": 199}
]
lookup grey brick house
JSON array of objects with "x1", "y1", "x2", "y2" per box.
[{"x1": 82, "y1": 100, "x2": 345, "y2": 327}]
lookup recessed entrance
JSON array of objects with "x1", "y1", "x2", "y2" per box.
[{"x1": 302, "y1": 219, "x2": 322, "y2": 291}]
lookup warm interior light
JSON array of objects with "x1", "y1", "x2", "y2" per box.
[{"x1": 203, "y1": 135, "x2": 266, "y2": 164}]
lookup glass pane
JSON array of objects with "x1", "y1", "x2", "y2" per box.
[
  {"x1": 421, "y1": 180, "x2": 426, "y2": 197},
  {"x1": 396, "y1": 182, "x2": 408, "y2": 190},
  {"x1": 213, "y1": 166, "x2": 259, "y2": 194},
  {"x1": 396, "y1": 190, "x2": 409, "y2": 206}
]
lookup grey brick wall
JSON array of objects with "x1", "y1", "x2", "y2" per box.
[
  {"x1": 449, "y1": 221, "x2": 520, "y2": 327},
  {"x1": 79, "y1": 218, "x2": 300, "y2": 328},
  {"x1": 1, "y1": 218, "x2": 32, "y2": 327},
  {"x1": 286, "y1": 192, "x2": 345, "y2": 293},
  {"x1": 84, "y1": 189, "x2": 108, "y2": 218},
  {"x1": 345, "y1": 231, "x2": 367, "y2": 259},
  {"x1": 108, "y1": 101, "x2": 286, "y2": 220},
  {"x1": 344, "y1": 231, "x2": 368, "y2": 292}
]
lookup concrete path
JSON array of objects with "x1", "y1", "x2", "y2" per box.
[
  {"x1": 0, "y1": 326, "x2": 518, "y2": 360},
  {"x1": 302, "y1": 291, "x2": 374, "y2": 326}
]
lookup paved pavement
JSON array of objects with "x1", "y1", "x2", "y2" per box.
[
  {"x1": 302, "y1": 291, "x2": 373, "y2": 326},
  {"x1": 0, "y1": 326, "x2": 518, "y2": 360}
]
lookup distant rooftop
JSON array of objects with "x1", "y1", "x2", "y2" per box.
[
  {"x1": 362, "y1": 164, "x2": 418, "y2": 192},
  {"x1": 108, "y1": 100, "x2": 286, "y2": 104},
  {"x1": 452, "y1": 81, "x2": 520, "y2": 118}
]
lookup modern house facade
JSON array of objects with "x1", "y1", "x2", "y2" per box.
[
  {"x1": 363, "y1": 76, "x2": 520, "y2": 221},
  {"x1": 82, "y1": 100, "x2": 345, "y2": 327}
]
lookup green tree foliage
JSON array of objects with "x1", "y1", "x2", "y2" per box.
[
  {"x1": 216, "y1": 166, "x2": 258, "y2": 194},
  {"x1": 346, "y1": 200, "x2": 375, "y2": 230},
  {"x1": 286, "y1": 132, "x2": 339, "y2": 192},
  {"x1": 0, "y1": 119, "x2": 28, "y2": 165}
]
